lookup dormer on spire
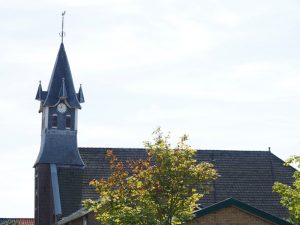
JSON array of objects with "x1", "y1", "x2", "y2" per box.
[
  {"x1": 43, "y1": 43, "x2": 82, "y2": 108},
  {"x1": 35, "y1": 81, "x2": 48, "y2": 103},
  {"x1": 59, "y1": 78, "x2": 68, "y2": 100},
  {"x1": 77, "y1": 84, "x2": 85, "y2": 103},
  {"x1": 35, "y1": 81, "x2": 43, "y2": 101}
]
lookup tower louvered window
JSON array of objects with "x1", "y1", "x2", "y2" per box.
[
  {"x1": 66, "y1": 115, "x2": 71, "y2": 129},
  {"x1": 52, "y1": 114, "x2": 58, "y2": 128}
]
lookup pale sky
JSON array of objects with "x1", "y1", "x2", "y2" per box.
[{"x1": 0, "y1": 0, "x2": 300, "y2": 217}]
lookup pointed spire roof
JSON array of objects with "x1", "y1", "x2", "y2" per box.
[
  {"x1": 35, "y1": 81, "x2": 47, "y2": 102},
  {"x1": 35, "y1": 81, "x2": 43, "y2": 101},
  {"x1": 43, "y1": 43, "x2": 81, "y2": 108},
  {"x1": 77, "y1": 84, "x2": 85, "y2": 103}
]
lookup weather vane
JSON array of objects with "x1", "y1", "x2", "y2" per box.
[{"x1": 59, "y1": 11, "x2": 66, "y2": 43}]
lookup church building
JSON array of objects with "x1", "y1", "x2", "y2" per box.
[{"x1": 34, "y1": 38, "x2": 295, "y2": 225}]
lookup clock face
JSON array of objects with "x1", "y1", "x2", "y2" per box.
[{"x1": 57, "y1": 103, "x2": 67, "y2": 113}]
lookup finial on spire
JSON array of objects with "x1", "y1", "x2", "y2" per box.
[{"x1": 59, "y1": 11, "x2": 66, "y2": 43}]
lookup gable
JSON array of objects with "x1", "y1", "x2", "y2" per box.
[
  {"x1": 187, "y1": 198, "x2": 292, "y2": 225},
  {"x1": 57, "y1": 148, "x2": 295, "y2": 219},
  {"x1": 188, "y1": 206, "x2": 277, "y2": 225}
]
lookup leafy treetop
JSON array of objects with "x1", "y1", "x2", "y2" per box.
[
  {"x1": 273, "y1": 155, "x2": 300, "y2": 225},
  {"x1": 83, "y1": 129, "x2": 218, "y2": 225}
]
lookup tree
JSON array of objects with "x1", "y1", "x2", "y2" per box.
[
  {"x1": 83, "y1": 129, "x2": 218, "y2": 225},
  {"x1": 273, "y1": 155, "x2": 300, "y2": 225},
  {"x1": 0, "y1": 221, "x2": 21, "y2": 225}
]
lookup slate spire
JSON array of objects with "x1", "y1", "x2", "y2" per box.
[{"x1": 43, "y1": 43, "x2": 81, "y2": 108}]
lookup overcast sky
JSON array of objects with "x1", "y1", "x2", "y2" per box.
[{"x1": 1, "y1": 0, "x2": 300, "y2": 217}]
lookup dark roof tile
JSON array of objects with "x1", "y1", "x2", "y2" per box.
[{"x1": 58, "y1": 148, "x2": 294, "y2": 220}]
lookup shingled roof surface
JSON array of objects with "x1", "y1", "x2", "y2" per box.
[{"x1": 57, "y1": 148, "x2": 295, "y2": 219}]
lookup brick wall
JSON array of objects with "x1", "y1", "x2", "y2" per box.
[
  {"x1": 35, "y1": 164, "x2": 54, "y2": 225},
  {"x1": 64, "y1": 212, "x2": 100, "y2": 225},
  {"x1": 62, "y1": 207, "x2": 281, "y2": 225},
  {"x1": 64, "y1": 216, "x2": 82, "y2": 225},
  {"x1": 186, "y1": 206, "x2": 276, "y2": 225},
  {"x1": 87, "y1": 213, "x2": 99, "y2": 225}
]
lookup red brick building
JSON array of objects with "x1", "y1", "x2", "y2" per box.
[{"x1": 0, "y1": 218, "x2": 35, "y2": 225}]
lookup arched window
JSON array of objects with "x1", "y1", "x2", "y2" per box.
[
  {"x1": 66, "y1": 115, "x2": 71, "y2": 129},
  {"x1": 52, "y1": 114, "x2": 58, "y2": 128}
]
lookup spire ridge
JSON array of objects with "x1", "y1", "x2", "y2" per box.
[{"x1": 59, "y1": 77, "x2": 68, "y2": 99}]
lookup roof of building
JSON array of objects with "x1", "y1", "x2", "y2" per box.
[
  {"x1": 0, "y1": 218, "x2": 34, "y2": 225},
  {"x1": 57, "y1": 148, "x2": 295, "y2": 220},
  {"x1": 35, "y1": 43, "x2": 82, "y2": 109}
]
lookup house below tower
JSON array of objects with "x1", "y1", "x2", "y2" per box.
[{"x1": 55, "y1": 148, "x2": 295, "y2": 225}]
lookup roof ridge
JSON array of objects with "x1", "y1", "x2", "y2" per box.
[
  {"x1": 78, "y1": 147, "x2": 146, "y2": 150},
  {"x1": 78, "y1": 147, "x2": 269, "y2": 152}
]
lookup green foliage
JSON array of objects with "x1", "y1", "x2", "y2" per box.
[
  {"x1": 273, "y1": 156, "x2": 300, "y2": 224},
  {"x1": 0, "y1": 221, "x2": 20, "y2": 225},
  {"x1": 83, "y1": 128, "x2": 218, "y2": 225}
]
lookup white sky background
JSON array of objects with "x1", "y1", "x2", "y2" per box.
[{"x1": 0, "y1": 0, "x2": 300, "y2": 217}]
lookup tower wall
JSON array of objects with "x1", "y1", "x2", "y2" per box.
[
  {"x1": 35, "y1": 164, "x2": 54, "y2": 225},
  {"x1": 48, "y1": 106, "x2": 76, "y2": 131}
]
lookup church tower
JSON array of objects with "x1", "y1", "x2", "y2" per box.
[{"x1": 34, "y1": 13, "x2": 85, "y2": 225}]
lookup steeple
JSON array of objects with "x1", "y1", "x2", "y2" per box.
[
  {"x1": 39, "y1": 43, "x2": 82, "y2": 108},
  {"x1": 34, "y1": 42, "x2": 85, "y2": 167},
  {"x1": 34, "y1": 13, "x2": 85, "y2": 225}
]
